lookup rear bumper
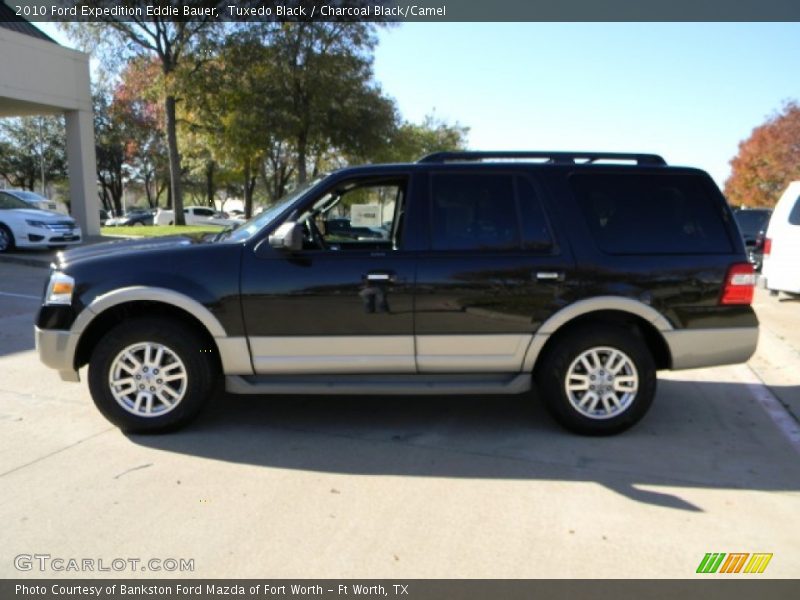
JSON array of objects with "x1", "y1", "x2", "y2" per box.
[
  {"x1": 35, "y1": 326, "x2": 80, "y2": 382},
  {"x1": 663, "y1": 327, "x2": 759, "y2": 370}
]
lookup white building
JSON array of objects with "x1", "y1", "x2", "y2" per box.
[{"x1": 0, "y1": 10, "x2": 100, "y2": 235}]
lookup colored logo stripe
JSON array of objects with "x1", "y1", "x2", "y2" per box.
[
  {"x1": 697, "y1": 553, "x2": 726, "y2": 573},
  {"x1": 696, "y1": 553, "x2": 773, "y2": 574},
  {"x1": 744, "y1": 553, "x2": 773, "y2": 574}
]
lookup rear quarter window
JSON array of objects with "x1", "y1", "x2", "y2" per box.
[{"x1": 570, "y1": 173, "x2": 734, "y2": 254}]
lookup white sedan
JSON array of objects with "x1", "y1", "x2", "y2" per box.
[
  {"x1": 154, "y1": 206, "x2": 245, "y2": 227},
  {"x1": 0, "y1": 193, "x2": 82, "y2": 252}
]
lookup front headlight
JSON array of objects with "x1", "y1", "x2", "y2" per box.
[
  {"x1": 25, "y1": 220, "x2": 48, "y2": 229},
  {"x1": 45, "y1": 272, "x2": 75, "y2": 306}
]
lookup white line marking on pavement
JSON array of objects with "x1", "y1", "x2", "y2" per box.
[
  {"x1": 735, "y1": 365, "x2": 800, "y2": 456},
  {"x1": 0, "y1": 291, "x2": 39, "y2": 300}
]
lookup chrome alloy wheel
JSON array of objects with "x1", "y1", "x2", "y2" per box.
[
  {"x1": 564, "y1": 346, "x2": 639, "y2": 420},
  {"x1": 108, "y1": 342, "x2": 188, "y2": 417}
]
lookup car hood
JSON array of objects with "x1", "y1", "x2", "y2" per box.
[
  {"x1": 57, "y1": 233, "x2": 211, "y2": 267},
  {"x1": 11, "y1": 208, "x2": 73, "y2": 221}
]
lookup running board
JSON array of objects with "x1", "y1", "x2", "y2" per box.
[{"x1": 225, "y1": 373, "x2": 532, "y2": 395}]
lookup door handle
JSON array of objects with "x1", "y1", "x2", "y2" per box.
[{"x1": 535, "y1": 271, "x2": 565, "y2": 281}]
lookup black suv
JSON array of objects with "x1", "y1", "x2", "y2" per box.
[{"x1": 35, "y1": 152, "x2": 758, "y2": 435}]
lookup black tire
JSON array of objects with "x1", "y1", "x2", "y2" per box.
[
  {"x1": 88, "y1": 318, "x2": 217, "y2": 433},
  {"x1": 535, "y1": 324, "x2": 657, "y2": 435},
  {"x1": 0, "y1": 224, "x2": 15, "y2": 253}
]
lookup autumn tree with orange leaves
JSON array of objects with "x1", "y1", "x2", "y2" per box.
[{"x1": 725, "y1": 101, "x2": 800, "y2": 207}]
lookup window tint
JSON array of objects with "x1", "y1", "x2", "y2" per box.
[
  {"x1": 789, "y1": 195, "x2": 800, "y2": 226},
  {"x1": 194, "y1": 208, "x2": 215, "y2": 217},
  {"x1": 517, "y1": 177, "x2": 553, "y2": 250},
  {"x1": 431, "y1": 174, "x2": 520, "y2": 251},
  {"x1": 571, "y1": 173, "x2": 733, "y2": 254}
]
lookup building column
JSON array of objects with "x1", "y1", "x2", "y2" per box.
[{"x1": 64, "y1": 109, "x2": 100, "y2": 236}]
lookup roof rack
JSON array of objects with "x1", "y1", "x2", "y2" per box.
[{"x1": 417, "y1": 151, "x2": 667, "y2": 166}]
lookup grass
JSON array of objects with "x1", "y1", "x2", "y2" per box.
[{"x1": 101, "y1": 225, "x2": 225, "y2": 238}]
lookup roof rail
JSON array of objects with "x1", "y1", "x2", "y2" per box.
[{"x1": 417, "y1": 151, "x2": 667, "y2": 166}]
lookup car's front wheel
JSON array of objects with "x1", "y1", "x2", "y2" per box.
[
  {"x1": 536, "y1": 325, "x2": 656, "y2": 435},
  {"x1": 88, "y1": 318, "x2": 217, "y2": 433}
]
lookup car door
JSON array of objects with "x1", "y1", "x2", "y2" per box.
[
  {"x1": 413, "y1": 169, "x2": 576, "y2": 372},
  {"x1": 240, "y1": 172, "x2": 419, "y2": 374}
]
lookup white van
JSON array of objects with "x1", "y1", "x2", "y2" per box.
[{"x1": 761, "y1": 181, "x2": 800, "y2": 295}]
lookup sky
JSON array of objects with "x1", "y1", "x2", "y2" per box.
[{"x1": 38, "y1": 21, "x2": 800, "y2": 188}]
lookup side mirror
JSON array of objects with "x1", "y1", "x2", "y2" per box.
[{"x1": 269, "y1": 221, "x2": 303, "y2": 252}]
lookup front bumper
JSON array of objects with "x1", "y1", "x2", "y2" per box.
[
  {"x1": 35, "y1": 326, "x2": 80, "y2": 381},
  {"x1": 17, "y1": 226, "x2": 82, "y2": 248}
]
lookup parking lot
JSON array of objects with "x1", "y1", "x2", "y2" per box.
[{"x1": 1, "y1": 260, "x2": 798, "y2": 578}]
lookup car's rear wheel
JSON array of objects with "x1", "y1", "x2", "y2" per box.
[
  {"x1": 88, "y1": 318, "x2": 217, "y2": 433},
  {"x1": 536, "y1": 324, "x2": 656, "y2": 435},
  {"x1": 0, "y1": 224, "x2": 15, "y2": 253}
]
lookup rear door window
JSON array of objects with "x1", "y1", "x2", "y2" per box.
[
  {"x1": 570, "y1": 173, "x2": 734, "y2": 254},
  {"x1": 430, "y1": 173, "x2": 552, "y2": 252}
]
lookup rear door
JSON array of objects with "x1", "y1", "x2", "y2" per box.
[{"x1": 413, "y1": 169, "x2": 576, "y2": 372}]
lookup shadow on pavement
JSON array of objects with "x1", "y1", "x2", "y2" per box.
[{"x1": 130, "y1": 378, "x2": 800, "y2": 513}]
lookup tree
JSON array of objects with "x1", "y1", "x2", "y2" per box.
[
  {"x1": 375, "y1": 114, "x2": 470, "y2": 163},
  {"x1": 257, "y1": 23, "x2": 396, "y2": 183},
  {"x1": 62, "y1": 6, "x2": 221, "y2": 224},
  {"x1": 93, "y1": 87, "x2": 125, "y2": 214},
  {"x1": 113, "y1": 58, "x2": 169, "y2": 209},
  {"x1": 725, "y1": 101, "x2": 800, "y2": 207},
  {"x1": 0, "y1": 116, "x2": 66, "y2": 192}
]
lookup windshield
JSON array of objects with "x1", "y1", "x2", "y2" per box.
[
  {"x1": 222, "y1": 177, "x2": 326, "y2": 243},
  {"x1": 0, "y1": 193, "x2": 33, "y2": 210},
  {"x1": 11, "y1": 190, "x2": 47, "y2": 202}
]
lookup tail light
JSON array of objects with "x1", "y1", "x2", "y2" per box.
[
  {"x1": 720, "y1": 262, "x2": 755, "y2": 305},
  {"x1": 754, "y1": 231, "x2": 765, "y2": 250},
  {"x1": 763, "y1": 237, "x2": 772, "y2": 256}
]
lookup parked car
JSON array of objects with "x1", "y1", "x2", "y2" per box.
[
  {"x1": 325, "y1": 217, "x2": 388, "y2": 240},
  {"x1": 0, "y1": 189, "x2": 66, "y2": 214},
  {"x1": 0, "y1": 193, "x2": 81, "y2": 252},
  {"x1": 733, "y1": 207, "x2": 772, "y2": 271},
  {"x1": 761, "y1": 181, "x2": 800, "y2": 296},
  {"x1": 35, "y1": 151, "x2": 757, "y2": 436},
  {"x1": 154, "y1": 206, "x2": 244, "y2": 227},
  {"x1": 105, "y1": 209, "x2": 154, "y2": 227},
  {"x1": 99, "y1": 209, "x2": 112, "y2": 226}
]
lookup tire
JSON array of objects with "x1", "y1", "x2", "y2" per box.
[
  {"x1": 88, "y1": 318, "x2": 217, "y2": 433},
  {"x1": 535, "y1": 324, "x2": 657, "y2": 435},
  {"x1": 0, "y1": 224, "x2": 15, "y2": 253},
  {"x1": 134, "y1": 221, "x2": 144, "y2": 226}
]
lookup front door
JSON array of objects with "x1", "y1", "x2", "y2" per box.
[{"x1": 240, "y1": 174, "x2": 417, "y2": 374}]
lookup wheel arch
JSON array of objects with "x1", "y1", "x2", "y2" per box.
[
  {"x1": 524, "y1": 297, "x2": 673, "y2": 372},
  {"x1": 72, "y1": 287, "x2": 250, "y2": 375}
]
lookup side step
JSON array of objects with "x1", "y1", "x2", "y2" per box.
[{"x1": 225, "y1": 373, "x2": 532, "y2": 396}]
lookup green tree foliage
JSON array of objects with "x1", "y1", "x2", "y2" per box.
[
  {"x1": 0, "y1": 116, "x2": 66, "y2": 192},
  {"x1": 376, "y1": 114, "x2": 470, "y2": 163},
  {"x1": 182, "y1": 23, "x2": 398, "y2": 215},
  {"x1": 725, "y1": 100, "x2": 800, "y2": 207},
  {"x1": 62, "y1": 6, "x2": 222, "y2": 224}
]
